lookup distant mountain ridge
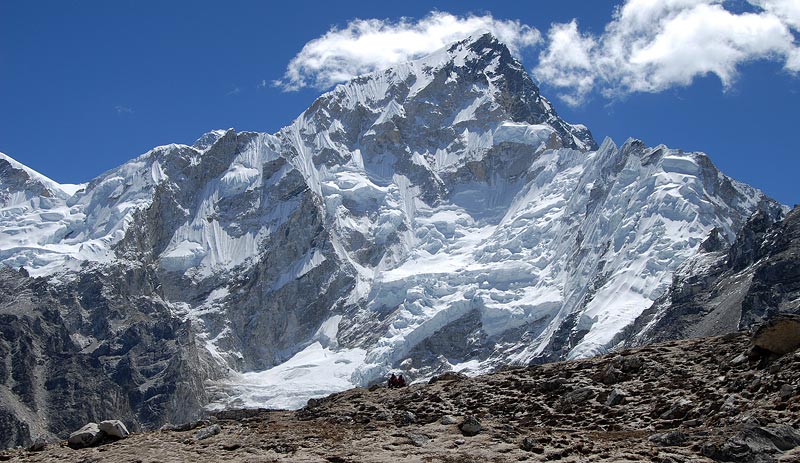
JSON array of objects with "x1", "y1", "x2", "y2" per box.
[{"x1": 0, "y1": 33, "x2": 790, "y2": 448}]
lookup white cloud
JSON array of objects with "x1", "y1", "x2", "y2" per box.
[
  {"x1": 751, "y1": 0, "x2": 800, "y2": 29},
  {"x1": 276, "y1": 3, "x2": 800, "y2": 103},
  {"x1": 535, "y1": 20, "x2": 598, "y2": 106},
  {"x1": 114, "y1": 105, "x2": 133, "y2": 115},
  {"x1": 275, "y1": 12, "x2": 541, "y2": 91},
  {"x1": 534, "y1": 0, "x2": 800, "y2": 105}
]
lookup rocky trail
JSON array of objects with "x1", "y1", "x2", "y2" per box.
[{"x1": 4, "y1": 329, "x2": 800, "y2": 462}]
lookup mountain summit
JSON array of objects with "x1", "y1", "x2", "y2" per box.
[{"x1": 0, "y1": 34, "x2": 787, "y2": 447}]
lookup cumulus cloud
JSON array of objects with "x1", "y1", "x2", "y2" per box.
[
  {"x1": 534, "y1": 0, "x2": 800, "y2": 105},
  {"x1": 275, "y1": 12, "x2": 541, "y2": 91},
  {"x1": 276, "y1": 2, "x2": 800, "y2": 103},
  {"x1": 535, "y1": 21, "x2": 598, "y2": 106}
]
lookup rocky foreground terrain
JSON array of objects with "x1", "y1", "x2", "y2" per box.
[{"x1": 3, "y1": 326, "x2": 799, "y2": 462}]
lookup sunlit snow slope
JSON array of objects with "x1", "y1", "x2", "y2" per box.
[{"x1": 0, "y1": 34, "x2": 784, "y2": 409}]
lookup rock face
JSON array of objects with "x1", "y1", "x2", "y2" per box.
[
  {"x1": 0, "y1": 33, "x2": 790, "y2": 445},
  {"x1": 626, "y1": 206, "x2": 800, "y2": 347},
  {"x1": 0, "y1": 268, "x2": 217, "y2": 449}
]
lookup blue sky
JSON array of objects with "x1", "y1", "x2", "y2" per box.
[{"x1": 1, "y1": 0, "x2": 798, "y2": 205}]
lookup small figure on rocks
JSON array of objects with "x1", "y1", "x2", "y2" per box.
[{"x1": 388, "y1": 373, "x2": 408, "y2": 388}]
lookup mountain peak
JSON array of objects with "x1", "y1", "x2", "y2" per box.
[
  {"x1": 0, "y1": 151, "x2": 83, "y2": 200},
  {"x1": 453, "y1": 32, "x2": 513, "y2": 61},
  {"x1": 299, "y1": 33, "x2": 596, "y2": 152}
]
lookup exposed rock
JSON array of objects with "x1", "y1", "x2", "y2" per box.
[
  {"x1": 564, "y1": 387, "x2": 596, "y2": 404},
  {"x1": 649, "y1": 431, "x2": 688, "y2": 447},
  {"x1": 67, "y1": 423, "x2": 102, "y2": 449},
  {"x1": 27, "y1": 438, "x2": 46, "y2": 452},
  {"x1": 406, "y1": 433, "x2": 429, "y2": 447},
  {"x1": 779, "y1": 448, "x2": 800, "y2": 462},
  {"x1": 627, "y1": 207, "x2": 798, "y2": 348},
  {"x1": 752, "y1": 315, "x2": 800, "y2": 355},
  {"x1": 399, "y1": 411, "x2": 416, "y2": 425},
  {"x1": 440, "y1": 415, "x2": 456, "y2": 425},
  {"x1": 160, "y1": 419, "x2": 211, "y2": 432},
  {"x1": 596, "y1": 364, "x2": 625, "y2": 385},
  {"x1": 193, "y1": 424, "x2": 221, "y2": 441},
  {"x1": 458, "y1": 416, "x2": 481, "y2": 437},
  {"x1": 520, "y1": 437, "x2": 545, "y2": 453},
  {"x1": 703, "y1": 424, "x2": 800, "y2": 463},
  {"x1": 0, "y1": 267, "x2": 218, "y2": 449},
  {"x1": 428, "y1": 371, "x2": 468, "y2": 385},
  {"x1": 660, "y1": 398, "x2": 693, "y2": 420},
  {"x1": 606, "y1": 388, "x2": 627, "y2": 406},
  {"x1": 98, "y1": 420, "x2": 129, "y2": 439},
  {"x1": 0, "y1": 32, "x2": 792, "y2": 451},
  {"x1": 779, "y1": 384, "x2": 795, "y2": 401}
]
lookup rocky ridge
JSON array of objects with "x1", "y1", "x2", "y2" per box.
[{"x1": 4, "y1": 329, "x2": 800, "y2": 462}]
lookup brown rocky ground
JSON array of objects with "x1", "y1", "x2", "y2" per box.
[{"x1": 3, "y1": 331, "x2": 800, "y2": 462}]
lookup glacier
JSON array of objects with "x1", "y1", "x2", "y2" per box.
[{"x1": 0, "y1": 33, "x2": 784, "y2": 411}]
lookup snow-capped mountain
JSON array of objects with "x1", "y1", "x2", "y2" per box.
[{"x1": 0, "y1": 32, "x2": 786, "y2": 438}]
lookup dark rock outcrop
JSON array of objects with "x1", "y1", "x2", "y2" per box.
[
  {"x1": 0, "y1": 268, "x2": 218, "y2": 449},
  {"x1": 626, "y1": 206, "x2": 799, "y2": 346}
]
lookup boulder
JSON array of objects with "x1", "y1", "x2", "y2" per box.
[
  {"x1": 702, "y1": 423, "x2": 800, "y2": 462},
  {"x1": 459, "y1": 416, "x2": 481, "y2": 437},
  {"x1": 27, "y1": 437, "x2": 46, "y2": 452},
  {"x1": 660, "y1": 398, "x2": 693, "y2": 420},
  {"x1": 779, "y1": 384, "x2": 795, "y2": 401},
  {"x1": 99, "y1": 420, "x2": 129, "y2": 439},
  {"x1": 68, "y1": 423, "x2": 103, "y2": 448},
  {"x1": 160, "y1": 419, "x2": 211, "y2": 432},
  {"x1": 649, "y1": 431, "x2": 688, "y2": 447},
  {"x1": 407, "y1": 433, "x2": 430, "y2": 447},
  {"x1": 520, "y1": 437, "x2": 545, "y2": 453},
  {"x1": 596, "y1": 364, "x2": 624, "y2": 385},
  {"x1": 752, "y1": 315, "x2": 800, "y2": 355},
  {"x1": 193, "y1": 424, "x2": 221, "y2": 441},
  {"x1": 606, "y1": 388, "x2": 627, "y2": 406},
  {"x1": 399, "y1": 411, "x2": 416, "y2": 425},
  {"x1": 564, "y1": 387, "x2": 596, "y2": 404}
]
